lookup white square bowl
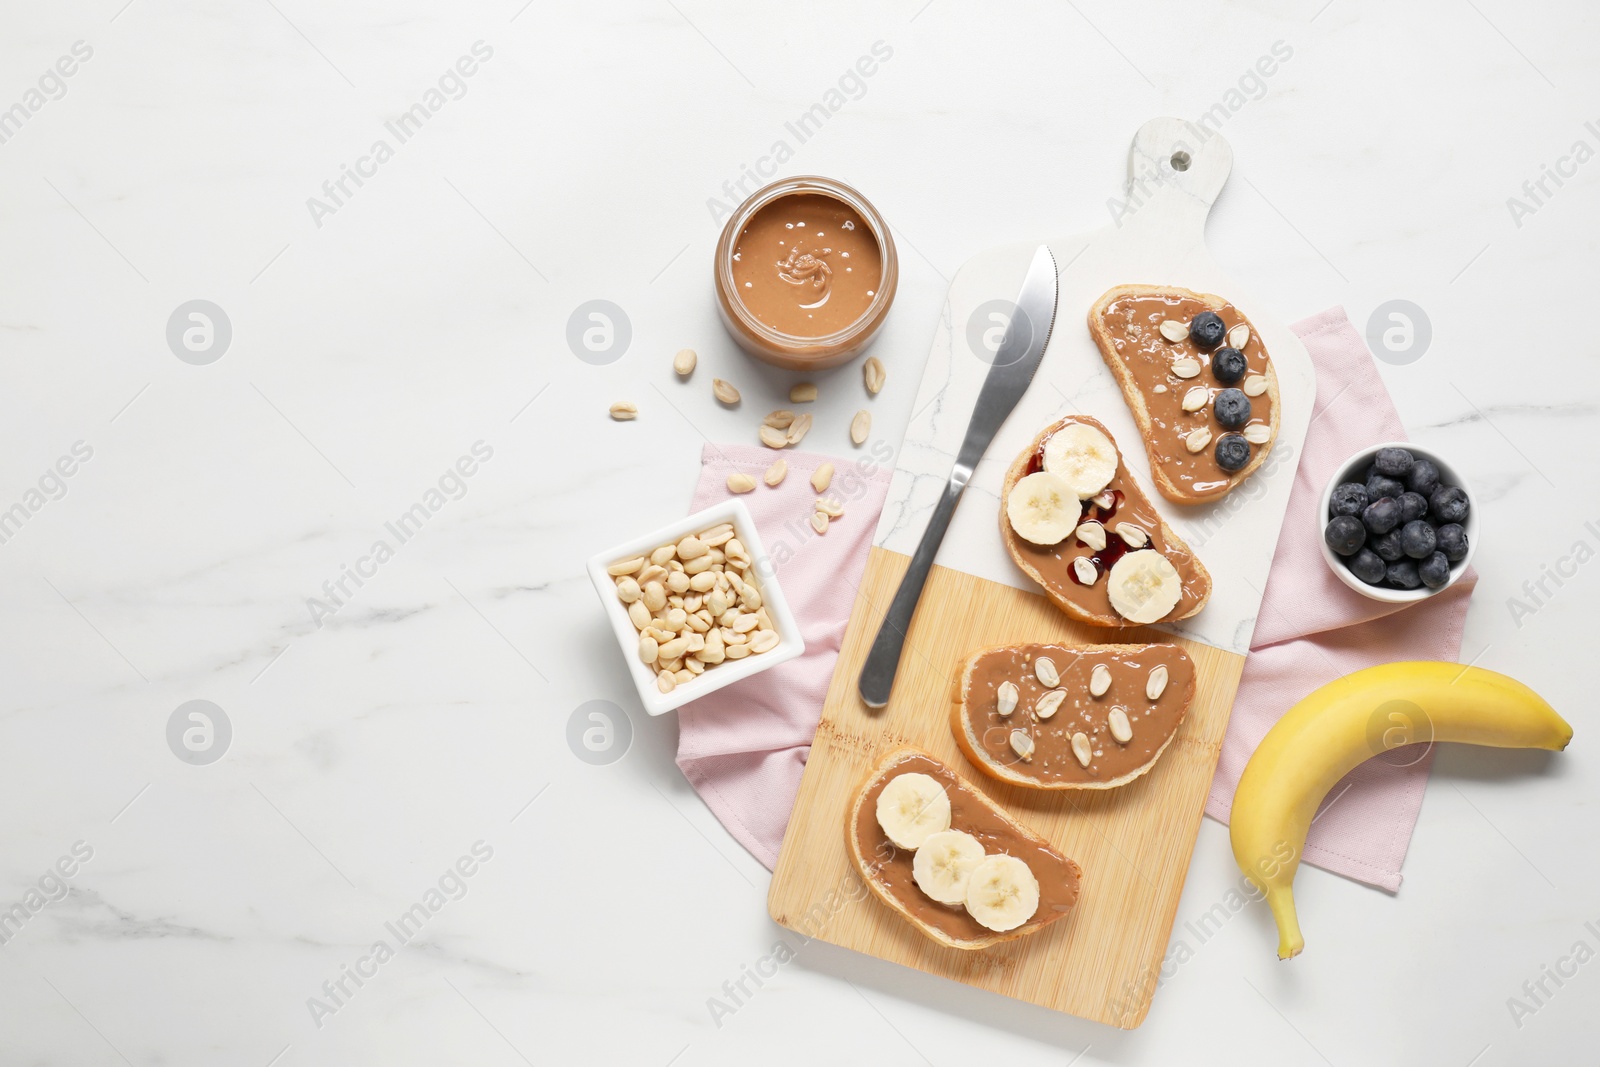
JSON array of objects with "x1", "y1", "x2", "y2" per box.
[{"x1": 587, "y1": 499, "x2": 805, "y2": 715}]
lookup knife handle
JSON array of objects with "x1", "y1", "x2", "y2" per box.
[{"x1": 858, "y1": 463, "x2": 972, "y2": 708}]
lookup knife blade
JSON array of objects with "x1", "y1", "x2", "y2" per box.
[{"x1": 858, "y1": 244, "x2": 1059, "y2": 708}]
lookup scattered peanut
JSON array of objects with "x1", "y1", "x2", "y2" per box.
[
  {"x1": 785, "y1": 413, "x2": 813, "y2": 446},
  {"x1": 609, "y1": 401, "x2": 638, "y2": 421},
  {"x1": 810, "y1": 462, "x2": 834, "y2": 493},
  {"x1": 712, "y1": 378, "x2": 741, "y2": 405},
  {"x1": 758, "y1": 425, "x2": 789, "y2": 449},
  {"x1": 863, "y1": 356, "x2": 886, "y2": 396},
  {"x1": 763, "y1": 409, "x2": 795, "y2": 429},
  {"x1": 850, "y1": 409, "x2": 870, "y2": 446},
  {"x1": 673, "y1": 348, "x2": 697, "y2": 377},
  {"x1": 727, "y1": 472, "x2": 756, "y2": 494},
  {"x1": 789, "y1": 382, "x2": 818, "y2": 403},
  {"x1": 810, "y1": 511, "x2": 829, "y2": 535},
  {"x1": 764, "y1": 459, "x2": 788, "y2": 487}
]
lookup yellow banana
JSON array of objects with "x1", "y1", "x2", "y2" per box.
[{"x1": 1230, "y1": 662, "x2": 1572, "y2": 959}]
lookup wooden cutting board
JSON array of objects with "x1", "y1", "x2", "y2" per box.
[{"x1": 767, "y1": 119, "x2": 1317, "y2": 1027}]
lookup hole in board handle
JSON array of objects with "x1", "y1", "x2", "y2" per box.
[{"x1": 1169, "y1": 150, "x2": 1192, "y2": 172}]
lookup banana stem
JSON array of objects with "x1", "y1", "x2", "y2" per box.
[{"x1": 1266, "y1": 887, "x2": 1304, "y2": 960}]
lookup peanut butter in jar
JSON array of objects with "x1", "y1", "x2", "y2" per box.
[{"x1": 714, "y1": 176, "x2": 897, "y2": 371}]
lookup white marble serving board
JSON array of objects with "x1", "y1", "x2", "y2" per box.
[{"x1": 875, "y1": 118, "x2": 1317, "y2": 655}]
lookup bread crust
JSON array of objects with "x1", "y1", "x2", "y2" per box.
[
  {"x1": 1087, "y1": 284, "x2": 1281, "y2": 505},
  {"x1": 845, "y1": 746, "x2": 1080, "y2": 950},
  {"x1": 999, "y1": 415, "x2": 1211, "y2": 626},
  {"x1": 948, "y1": 643, "x2": 1191, "y2": 791}
]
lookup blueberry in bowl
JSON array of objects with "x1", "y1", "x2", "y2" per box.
[
  {"x1": 1398, "y1": 519, "x2": 1436, "y2": 559},
  {"x1": 1371, "y1": 528, "x2": 1405, "y2": 562},
  {"x1": 1406, "y1": 458, "x2": 1440, "y2": 497},
  {"x1": 1324, "y1": 515, "x2": 1366, "y2": 556},
  {"x1": 1362, "y1": 497, "x2": 1402, "y2": 535},
  {"x1": 1365, "y1": 470, "x2": 1406, "y2": 502},
  {"x1": 1329, "y1": 481, "x2": 1367, "y2": 518},
  {"x1": 1385, "y1": 559, "x2": 1422, "y2": 590},
  {"x1": 1317, "y1": 440, "x2": 1476, "y2": 602},
  {"x1": 1372, "y1": 447, "x2": 1414, "y2": 477},
  {"x1": 1436, "y1": 523, "x2": 1469, "y2": 562},
  {"x1": 1430, "y1": 485, "x2": 1470, "y2": 525},
  {"x1": 1349, "y1": 548, "x2": 1387, "y2": 585},
  {"x1": 1419, "y1": 551, "x2": 1452, "y2": 590}
]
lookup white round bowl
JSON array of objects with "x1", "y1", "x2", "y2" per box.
[{"x1": 1316, "y1": 440, "x2": 1477, "y2": 603}]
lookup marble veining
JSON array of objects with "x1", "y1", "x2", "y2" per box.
[{"x1": 1, "y1": 3, "x2": 1594, "y2": 1065}]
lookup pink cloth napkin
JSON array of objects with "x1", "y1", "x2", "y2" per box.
[
  {"x1": 676, "y1": 442, "x2": 893, "y2": 869},
  {"x1": 1203, "y1": 306, "x2": 1477, "y2": 891}
]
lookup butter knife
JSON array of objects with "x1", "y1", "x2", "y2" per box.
[{"x1": 858, "y1": 244, "x2": 1059, "y2": 708}]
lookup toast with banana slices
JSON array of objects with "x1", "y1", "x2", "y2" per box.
[
  {"x1": 846, "y1": 747, "x2": 1081, "y2": 950},
  {"x1": 1000, "y1": 414, "x2": 1210, "y2": 627}
]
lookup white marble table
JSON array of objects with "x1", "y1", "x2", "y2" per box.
[{"x1": 2, "y1": 2, "x2": 1594, "y2": 1063}]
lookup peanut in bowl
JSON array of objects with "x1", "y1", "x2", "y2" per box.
[{"x1": 587, "y1": 499, "x2": 805, "y2": 715}]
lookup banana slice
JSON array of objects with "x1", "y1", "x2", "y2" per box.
[
  {"x1": 1005, "y1": 472, "x2": 1081, "y2": 546},
  {"x1": 875, "y1": 772, "x2": 952, "y2": 850},
  {"x1": 911, "y1": 829, "x2": 986, "y2": 904},
  {"x1": 1042, "y1": 423, "x2": 1118, "y2": 499},
  {"x1": 1107, "y1": 551, "x2": 1183, "y2": 625},
  {"x1": 964, "y1": 854, "x2": 1041, "y2": 932}
]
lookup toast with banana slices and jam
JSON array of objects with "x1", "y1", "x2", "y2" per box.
[
  {"x1": 847, "y1": 747, "x2": 1082, "y2": 950},
  {"x1": 1000, "y1": 414, "x2": 1211, "y2": 627},
  {"x1": 1088, "y1": 284, "x2": 1281, "y2": 505}
]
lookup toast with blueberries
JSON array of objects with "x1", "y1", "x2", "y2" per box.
[{"x1": 1088, "y1": 284, "x2": 1281, "y2": 505}]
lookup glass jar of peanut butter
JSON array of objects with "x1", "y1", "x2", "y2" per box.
[{"x1": 714, "y1": 176, "x2": 898, "y2": 371}]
